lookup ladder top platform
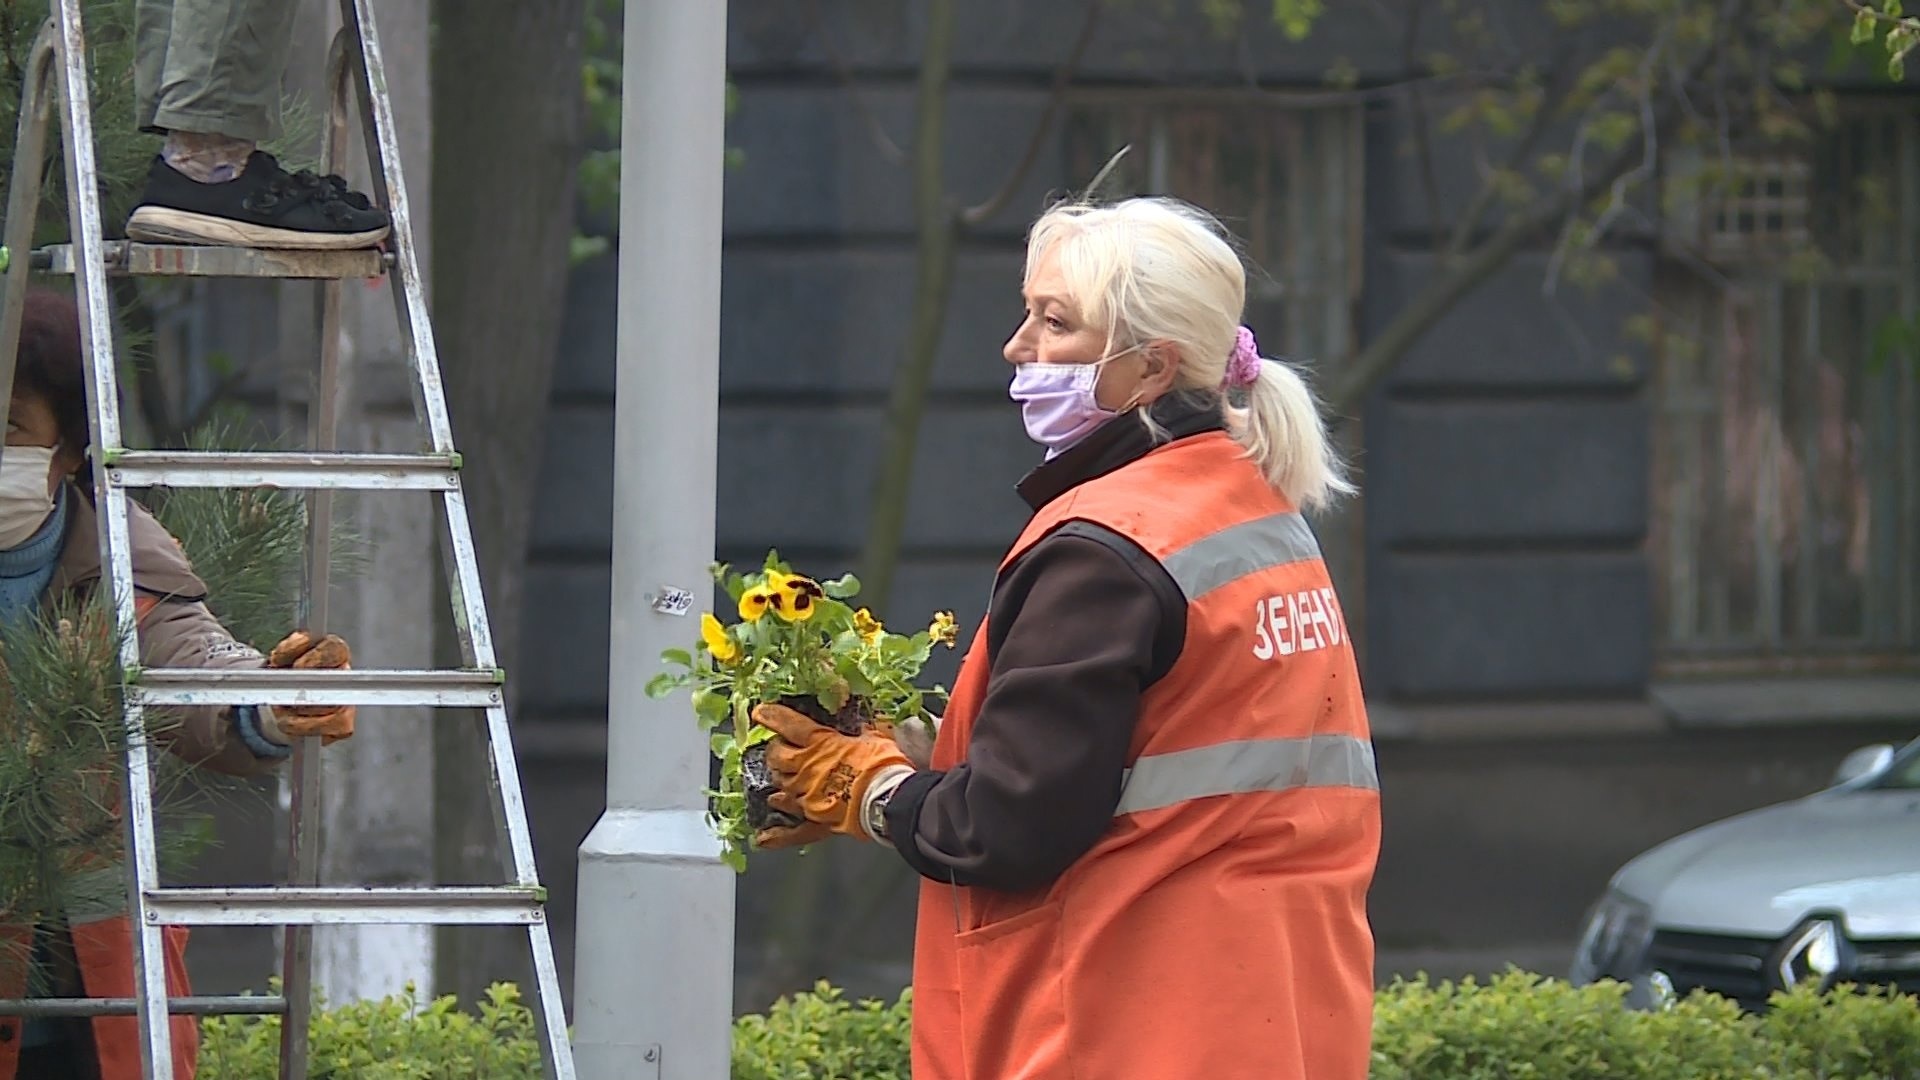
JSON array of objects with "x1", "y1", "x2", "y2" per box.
[{"x1": 32, "y1": 240, "x2": 391, "y2": 279}]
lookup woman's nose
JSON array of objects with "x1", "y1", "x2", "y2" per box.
[{"x1": 1003, "y1": 321, "x2": 1033, "y2": 364}]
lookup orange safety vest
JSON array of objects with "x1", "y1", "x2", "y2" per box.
[
  {"x1": 0, "y1": 596, "x2": 199, "y2": 1080},
  {"x1": 0, "y1": 920, "x2": 198, "y2": 1080},
  {"x1": 910, "y1": 431, "x2": 1381, "y2": 1080}
]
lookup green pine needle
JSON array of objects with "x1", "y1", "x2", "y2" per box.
[{"x1": 1, "y1": 419, "x2": 354, "y2": 940}]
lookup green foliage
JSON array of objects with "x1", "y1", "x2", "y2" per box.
[
  {"x1": 144, "y1": 421, "x2": 350, "y2": 652},
  {"x1": 732, "y1": 982, "x2": 914, "y2": 1080},
  {"x1": 1372, "y1": 972, "x2": 1920, "y2": 1079},
  {"x1": 1, "y1": 421, "x2": 326, "y2": 931},
  {"x1": 201, "y1": 975, "x2": 1920, "y2": 1079},
  {"x1": 0, "y1": 0, "x2": 155, "y2": 244},
  {"x1": 200, "y1": 982, "x2": 545, "y2": 1080},
  {"x1": 646, "y1": 552, "x2": 954, "y2": 869},
  {"x1": 1850, "y1": 0, "x2": 1920, "y2": 81},
  {"x1": 1869, "y1": 310, "x2": 1920, "y2": 375},
  {"x1": 0, "y1": 597, "x2": 159, "y2": 926},
  {"x1": 1269, "y1": 0, "x2": 1326, "y2": 40},
  {"x1": 1761, "y1": 980, "x2": 1920, "y2": 1077},
  {"x1": 575, "y1": 0, "x2": 742, "y2": 259},
  {"x1": 1371, "y1": 973, "x2": 1772, "y2": 1078}
]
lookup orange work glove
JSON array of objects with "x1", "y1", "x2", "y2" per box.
[
  {"x1": 267, "y1": 630, "x2": 356, "y2": 743},
  {"x1": 752, "y1": 703, "x2": 911, "y2": 847},
  {"x1": 754, "y1": 796, "x2": 834, "y2": 852}
]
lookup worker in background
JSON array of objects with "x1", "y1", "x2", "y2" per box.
[
  {"x1": 753, "y1": 197, "x2": 1382, "y2": 1079},
  {"x1": 0, "y1": 290, "x2": 357, "y2": 1080},
  {"x1": 126, "y1": 0, "x2": 390, "y2": 250}
]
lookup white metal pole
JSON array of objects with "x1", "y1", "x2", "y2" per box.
[{"x1": 572, "y1": 3, "x2": 734, "y2": 1078}]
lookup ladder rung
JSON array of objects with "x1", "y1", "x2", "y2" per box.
[
  {"x1": 0, "y1": 995, "x2": 286, "y2": 1018},
  {"x1": 32, "y1": 240, "x2": 390, "y2": 279},
  {"x1": 129, "y1": 668, "x2": 506, "y2": 708},
  {"x1": 143, "y1": 886, "x2": 547, "y2": 926},
  {"x1": 106, "y1": 450, "x2": 461, "y2": 490}
]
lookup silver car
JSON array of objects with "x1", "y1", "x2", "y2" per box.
[{"x1": 1569, "y1": 735, "x2": 1920, "y2": 1010}]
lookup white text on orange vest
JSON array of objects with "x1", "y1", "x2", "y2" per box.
[{"x1": 1251, "y1": 587, "x2": 1347, "y2": 659}]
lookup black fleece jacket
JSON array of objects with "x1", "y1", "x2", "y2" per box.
[{"x1": 883, "y1": 393, "x2": 1226, "y2": 892}]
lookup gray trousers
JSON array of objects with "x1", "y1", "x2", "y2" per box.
[{"x1": 134, "y1": 0, "x2": 297, "y2": 142}]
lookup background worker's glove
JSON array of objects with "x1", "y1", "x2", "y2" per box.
[
  {"x1": 265, "y1": 630, "x2": 356, "y2": 743},
  {"x1": 754, "y1": 703, "x2": 911, "y2": 843}
]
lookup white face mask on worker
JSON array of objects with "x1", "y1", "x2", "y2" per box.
[{"x1": 0, "y1": 446, "x2": 58, "y2": 550}]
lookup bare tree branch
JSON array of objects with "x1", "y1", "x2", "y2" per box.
[
  {"x1": 799, "y1": 0, "x2": 908, "y2": 166},
  {"x1": 1543, "y1": 28, "x2": 1669, "y2": 294},
  {"x1": 1230, "y1": 70, "x2": 1516, "y2": 108},
  {"x1": 960, "y1": 0, "x2": 1103, "y2": 227},
  {"x1": 1403, "y1": 0, "x2": 1446, "y2": 252},
  {"x1": 859, "y1": 0, "x2": 958, "y2": 613},
  {"x1": 1442, "y1": 52, "x2": 1575, "y2": 262},
  {"x1": 1328, "y1": 0, "x2": 1741, "y2": 416}
]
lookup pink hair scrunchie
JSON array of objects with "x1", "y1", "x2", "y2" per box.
[{"x1": 1224, "y1": 326, "x2": 1262, "y2": 389}]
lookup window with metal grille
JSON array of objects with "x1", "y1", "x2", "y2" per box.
[
  {"x1": 1061, "y1": 94, "x2": 1363, "y2": 365},
  {"x1": 1060, "y1": 95, "x2": 1368, "y2": 645},
  {"x1": 1651, "y1": 110, "x2": 1920, "y2": 669}
]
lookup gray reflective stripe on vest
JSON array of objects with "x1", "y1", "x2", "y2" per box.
[
  {"x1": 1114, "y1": 734, "x2": 1378, "y2": 816},
  {"x1": 1160, "y1": 512, "x2": 1322, "y2": 599}
]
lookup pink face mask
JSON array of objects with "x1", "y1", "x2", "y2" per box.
[{"x1": 1008, "y1": 347, "x2": 1142, "y2": 458}]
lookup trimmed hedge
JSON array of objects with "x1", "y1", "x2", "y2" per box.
[
  {"x1": 199, "y1": 984, "x2": 543, "y2": 1080},
  {"x1": 197, "y1": 972, "x2": 1920, "y2": 1079}
]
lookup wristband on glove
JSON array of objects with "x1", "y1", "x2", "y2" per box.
[{"x1": 860, "y1": 764, "x2": 914, "y2": 846}]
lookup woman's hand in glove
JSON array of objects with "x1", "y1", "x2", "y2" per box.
[{"x1": 752, "y1": 703, "x2": 912, "y2": 846}]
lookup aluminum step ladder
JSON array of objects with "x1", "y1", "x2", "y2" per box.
[{"x1": 0, "y1": 2, "x2": 575, "y2": 1077}]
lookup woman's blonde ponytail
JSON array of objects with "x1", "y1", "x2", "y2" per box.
[{"x1": 1230, "y1": 357, "x2": 1353, "y2": 512}]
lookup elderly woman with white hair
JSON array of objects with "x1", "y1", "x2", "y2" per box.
[{"x1": 752, "y1": 197, "x2": 1381, "y2": 1080}]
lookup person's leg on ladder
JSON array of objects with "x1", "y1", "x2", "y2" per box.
[{"x1": 129, "y1": 0, "x2": 390, "y2": 250}]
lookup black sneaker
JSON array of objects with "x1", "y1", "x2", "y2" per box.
[{"x1": 126, "y1": 151, "x2": 391, "y2": 250}]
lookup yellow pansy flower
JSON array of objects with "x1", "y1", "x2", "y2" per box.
[
  {"x1": 853, "y1": 607, "x2": 885, "y2": 644},
  {"x1": 929, "y1": 610, "x2": 958, "y2": 647},
  {"x1": 700, "y1": 612, "x2": 739, "y2": 663},
  {"x1": 768, "y1": 571, "x2": 825, "y2": 622},
  {"x1": 739, "y1": 585, "x2": 776, "y2": 622}
]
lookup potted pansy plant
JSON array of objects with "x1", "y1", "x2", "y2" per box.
[{"x1": 645, "y1": 552, "x2": 955, "y2": 869}]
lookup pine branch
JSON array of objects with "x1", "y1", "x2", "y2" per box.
[{"x1": 1, "y1": 421, "x2": 347, "y2": 931}]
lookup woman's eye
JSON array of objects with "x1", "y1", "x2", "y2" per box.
[{"x1": 1044, "y1": 317, "x2": 1067, "y2": 332}]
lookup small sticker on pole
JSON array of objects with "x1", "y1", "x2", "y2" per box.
[{"x1": 652, "y1": 586, "x2": 696, "y2": 617}]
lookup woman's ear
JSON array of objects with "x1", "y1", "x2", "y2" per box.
[
  {"x1": 1138, "y1": 342, "x2": 1181, "y2": 398},
  {"x1": 51, "y1": 444, "x2": 85, "y2": 490}
]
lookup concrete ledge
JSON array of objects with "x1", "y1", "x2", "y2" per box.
[
  {"x1": 1653, "y1": 677, "x2": 1920, "y2": 729},
  {"x1": 1369, "y1": 699, "x2": 1664, "y2": 742}
]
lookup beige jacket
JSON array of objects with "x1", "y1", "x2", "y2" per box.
[{"x1": 49, "y1": 485, "x2": 280, "y2": 778}]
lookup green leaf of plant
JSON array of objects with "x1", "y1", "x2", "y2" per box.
[
  {"x1": 1869, "y1": 311, "x2": 1918, "y2": 374},
  {"x1": 1854, "y1": 8, "x2": 1880, "y2": 44},
  {"x1": 821, "y1": 573, "x2": 862, "y2": 599},
  {"x1": 661, "y1": 648, "x2": 693, "y2": 668},
  {"x1": 643, "y1": 672, "x2": 680, "y2": 699},
  {"x1": 692, "y1": 685, "x2": 731, "y2": 729}
]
